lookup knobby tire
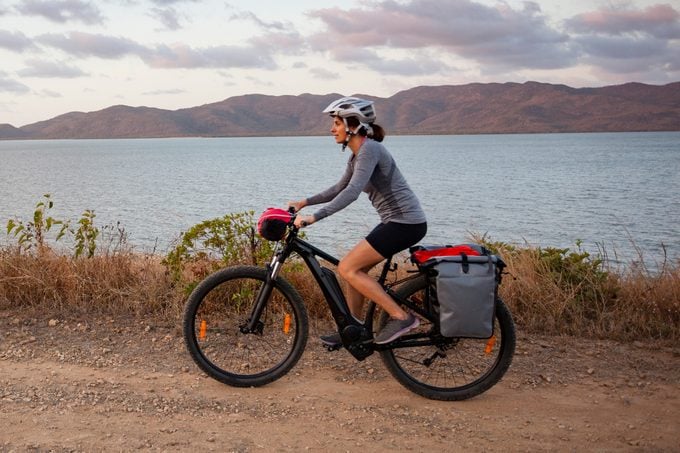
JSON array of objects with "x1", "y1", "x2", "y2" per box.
[
  {"x1": 183, "y1": 265, "x2": 309, "y2": 387},
  {"x1": 379, "y1": 275, "x2": 516, "y2": 400}
]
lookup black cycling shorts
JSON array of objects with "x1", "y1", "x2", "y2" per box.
[{"x1": 365, "y1": 221, "x2": 427, "y2": 258}]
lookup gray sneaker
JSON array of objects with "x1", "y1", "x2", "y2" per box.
[
  {"x1": 320, "y1": 332, "x2": 342, "y2": 347},
  {"x1": 375, "y1": 313, "x2": 420, "y2": 344}
]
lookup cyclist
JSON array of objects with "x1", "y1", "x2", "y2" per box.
[{"x1": 288, "y1": 97, "x2": 427, "y2": 345}]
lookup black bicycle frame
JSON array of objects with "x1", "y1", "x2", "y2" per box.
[{"x1": 243, "y1": 227, "x2": 441, "y2": 360}]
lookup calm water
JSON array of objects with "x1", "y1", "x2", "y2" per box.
[{"x1": 1, "y1": 133, "x2": 678, "y2": 264}]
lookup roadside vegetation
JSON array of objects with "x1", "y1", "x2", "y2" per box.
[{"x1": 1, "y1": 196, "x2": 678, "y2": 343}]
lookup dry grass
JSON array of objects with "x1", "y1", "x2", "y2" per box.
[
  {"x1": 0, "y1": 246, "x2": 181, "y2": 319},
  {"x1": 497, "y1": 247, "x2": 680, "y2": 342},
  {"x1": 1, "y1": 243, "x2": 678, "y2": 343}
]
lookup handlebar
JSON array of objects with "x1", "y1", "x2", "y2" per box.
[{"x1": 287, "y1": 206, "x2": 308, "y2": 228}]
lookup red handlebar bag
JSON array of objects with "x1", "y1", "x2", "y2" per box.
[{"x1": 257, "y1": 208, "x2": 292, "y2": 241}]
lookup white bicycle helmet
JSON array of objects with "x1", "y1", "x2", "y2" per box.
[
  {"x1": 323, "y1": 97, "x2": 377, "y2": 149},
  {"x1": 323, "y1": 97, "x2": 376, "y2": 123}
]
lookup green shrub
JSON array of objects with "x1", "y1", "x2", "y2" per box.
[
  {"x1": 163, "y1": 211, "x2": 277, "y2": 291},
  {"x1": 7, "y1": 194, "x2": 102, "y2": 258},
  {"x1": 73, "y1": 209, "x2": 100, "y2": 258},
  {"x1": 6, "y1": 194, "x2": 68, "y2": 251}
]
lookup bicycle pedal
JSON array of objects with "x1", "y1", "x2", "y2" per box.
[{"x1": 324, "y1": 343, "x2": 343, "y2": 352}]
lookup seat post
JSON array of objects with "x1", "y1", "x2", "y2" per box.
[{"x1": 377, "y1": 256, "x2": 394, "y2": 285}]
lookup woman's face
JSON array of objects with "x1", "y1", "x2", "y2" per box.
[{"x1": 330, "y1": 116, "x2": 347, "y2": 144}]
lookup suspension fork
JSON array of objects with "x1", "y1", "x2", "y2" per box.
[{"x1": 241, "y1": 251, "x2": 285, "y2": 333}]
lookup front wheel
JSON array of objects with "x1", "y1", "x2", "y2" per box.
[
  {"x1": 183, "y1": 265, "x2": 309, "y2": 387},
  {"x1": 379, "y1": 275, "x2": 515, "y2": 400}
]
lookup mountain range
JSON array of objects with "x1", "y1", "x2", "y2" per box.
[{"x1": 2, "y1": 81, "x2": 679, "y2": 140}]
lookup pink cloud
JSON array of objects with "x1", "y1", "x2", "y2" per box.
[{"x1": 567, "y1": 4, "x2": 680, "y2": 38}]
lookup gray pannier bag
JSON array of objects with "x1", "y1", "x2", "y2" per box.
[{"x1": 410, "y1": 244, "x2": 504, "y2": 339}]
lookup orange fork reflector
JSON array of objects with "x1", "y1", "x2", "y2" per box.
[
  {"x1": 485, "y1": 335, "x2": 497, "y2": 355},
  {"x1": 283, "y1": 313, "x2": 291, "y2": 334},
  {"x1": 199, "y1": 320, "x2": 207, "y2": 340}
]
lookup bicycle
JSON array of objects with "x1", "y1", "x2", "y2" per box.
[{"x1": 183, "y1": 213, "x2": 516, "y2": 401}]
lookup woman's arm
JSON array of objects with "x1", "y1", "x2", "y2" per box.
[
  {"x1": 306, "y1": 159, "x2": 353, "y2": 206},
  {"x1": 311, "y1": 147, "x2": 379, "y2": 222},
  {"x1": 288, "y1": 157, "x2": 354, "y2": 227}
]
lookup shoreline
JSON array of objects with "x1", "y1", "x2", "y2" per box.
[{"x1": 3, "y1": 129, "x2": 680, "y2": 142}]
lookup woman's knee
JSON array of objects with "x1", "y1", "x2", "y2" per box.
[
  {"x1": 338, "y1": 240, "x2": 383, "y2": 281},
  {"x1": 337, "y1": 259, "x2": 354, "y2": 281},
  {"x1": 337, "y1": 259, "x2": 368, "y2": 282}
]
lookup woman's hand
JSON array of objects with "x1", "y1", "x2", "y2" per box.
[
  {"x1": 288, "y1": 199, "x2": 313, "y2": 227},
  {"x1": 287, "y1": 199, "x2": 307, "y2": 213},
  {"x1": 294, "y1": 215, "x2": 315, "y2": 228}
]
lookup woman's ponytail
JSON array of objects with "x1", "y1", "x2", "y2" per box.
[
  {"x1": 369, "y1": 124, "x2": 386, "y2": 142},
  {"x1": 346, "y1": 116, "x2": 387, "y2": 142}
]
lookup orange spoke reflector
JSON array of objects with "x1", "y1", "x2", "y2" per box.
[
  {"x1": 199, "y1": 320, "x2": 207, "y2": 340},
  {"x1": 283, "y1": 313, "x2": 291, "y2": 334},
  {"x1": 485, "y1": 335, "x2": 497, "y2": 355}
]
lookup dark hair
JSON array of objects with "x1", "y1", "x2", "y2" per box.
[{"x1": 346, "y1": 116, "x2": 386, "y2": 143}]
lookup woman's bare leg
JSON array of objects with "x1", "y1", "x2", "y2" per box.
[
  {"x1": 344, "y1": 264, "x2": 372, "y2": 319},
  {"x1": 338, "y1": 240, "x2": 408, "y2": 320}
]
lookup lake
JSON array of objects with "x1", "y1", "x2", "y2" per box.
[{"x1": 1, "y1": 132, "x2": 678, "y2": 265}]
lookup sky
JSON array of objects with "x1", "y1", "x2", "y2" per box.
[{"x1": 1, "y1": 0, "x2": 679, "y2": 127}]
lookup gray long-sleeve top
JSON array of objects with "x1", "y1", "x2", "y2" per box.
[{"x1": 307, "y1": 139, "x2": 427, "y2": 225}]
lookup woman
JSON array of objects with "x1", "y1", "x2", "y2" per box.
[{"x1": 288, "y1": 96, "x2": 427, "y2": 345}]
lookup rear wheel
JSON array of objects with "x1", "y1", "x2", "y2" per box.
[
  {"x1": 379, "y1": 275, "x2": 515, "y2": 400},
  {"x1": 183, "y1": 265, "x2": 308, "y2": 387}
]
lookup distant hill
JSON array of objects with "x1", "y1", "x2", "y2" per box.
[
  {"x1": 0, "y1": 124, "x2": 29, "y2": 139},
  {"x1": 3, "y1": 81, "x2": 679, "y2": 140}
]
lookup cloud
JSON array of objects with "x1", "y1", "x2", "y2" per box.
[
  {"x1": 150, "y1": 0, "x2": 199, "y2": 4},
  {"x1": 310, "y1": 67, "x2": 339, "y2": 79},
  {"x1": 143, "y1": 43, "x2": 277, "y2": 69},
  {"x1": 150, "y1": 7, "x2": 183, "y2": 30},
  {"x1": 18, "y1": 59, "x2": 86, "y2": 78},
  {"x1": 248, "y1": 30, "x2": 306, "y2": 55},
  {"x1": 0, "y1": 73, "x2": 30, "y2": 93},
  {"x1": 565, "y1": 4, "x2": 680, "y2": 76},
  {"x1": 148, "y1": 1, "x2": 203, "y2": 30},
  {"x1": 566, "y1": 4, "x2": 680, "y2": 39},
  {"x1": 39, "y1": 89, "x2": 62, "y2": 97},
  {"x1": 331, "y1": 46, "x2": 452, "y2": 76},
  {"x1": 367, "y1": 55, "x2": 452, "y2": 76},
  {"x1": 334, "y1": 48, "x2": 452, "y2": 76},
  {"x1": 244, "y1": 74, "x2": 273, "y2": 87},
  {"x1": 575, "y1": 34, "x2": 669, "y2": 60},
  {"x1": 142, "y1": 88, "x2": 186, "y2": 95},
  {"x1": 36, "y1": 31, "x2": 279, "y2": 70},
  {"x1": 227, "y1": 8, "x2": 305, "y2": 56},
  {"x1": 229, "y1": 10, "x2": 288, "y2": 31},
  {"x1": 308, "y1": 0, "x2": 575, "y2": 71},
  {"x1": 0, "y1": 30, "x2": 34, "y2": 52},
  {"x1": 38, "y1": 32, "x2": 147, "y2": 58},
  {"x1": 16, "y1": 0, "x2": 105, "y2": 24}
]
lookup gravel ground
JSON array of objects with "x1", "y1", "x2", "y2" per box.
[{"x1": 1, "y1": 308, "x2": 679, "y2": 452}]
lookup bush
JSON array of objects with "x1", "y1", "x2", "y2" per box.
[
  {"x1": 7, "y1": 194, "x2": 106, "y2": 258},
  {"x1": 3, "y1": 201, "x2": 678, "y2": 342},
  {"x1": 163, "y1": 211, "x2": 277, "y2": 292},
  {"x1": 481, "y1": 235, "x2": 679, "y2": 341},
  {"x1": 6, "y1": 194, "x2": 68, "y2": 252}
]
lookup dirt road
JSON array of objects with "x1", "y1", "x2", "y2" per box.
[{"x1": 1, "y1": 309, "x2": 678, "y2": 452}]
